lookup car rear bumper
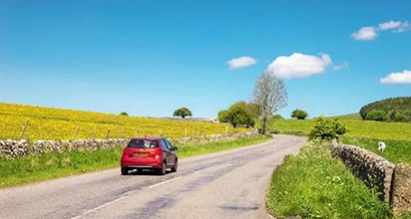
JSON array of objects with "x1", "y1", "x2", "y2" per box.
[
  {"x1": 121, "y1": 160, "x2": 162, "y2": 169},
  {"x1": 124, "y1": 165, "x2": 156, "y2": 169}
]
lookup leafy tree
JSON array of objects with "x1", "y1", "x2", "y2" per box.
[
  {"x1": 291, "y1": 109, "x2": 308, "y2": 120},
  {"x1": 120, "y1": 111, "x2": 128, "y2": 116},
  {"x1": 308, "y1": 116, "x2": 347, "y2": 141},
  {"x1": 388, "y1": 110, "x2": 407, "y2": 122},
  {"x1": 247, "y1": 102, "x2": 261, "y2": 119},
  {"x1": 217, "y1": 109, "x2": 230, "y2": 123},
  {"x1": 217, "y1": 101, "x2": 255, "y2": 128},
  {"x1": 251, "y1": 71, "x2": 287, "y2": 134},
  {"x1": 394, "y1": 112, "x2": 407, "y2": 122},
  {"x1": 365, "y1": 109, "x2": 388, "y2": 122},
  {"x1": 173, "y1": 107, "x2": 192, "y2": 118}
]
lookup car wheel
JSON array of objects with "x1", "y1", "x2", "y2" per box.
[
  {"x1": 121, "y1": 167, "x2": 128, "y2": 175},
  {"x1": 158, "y1": 161, "x2": 166, "y2": 175},
  {"x1": 171, "y1": 159, "x2": 178, "y2": 172}
]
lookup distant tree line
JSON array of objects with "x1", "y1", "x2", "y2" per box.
[{"x1": 359, "y1": 96, "x2": 411, "y2": 122}]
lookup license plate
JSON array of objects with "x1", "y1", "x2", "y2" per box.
[{"x1": 135, "y1": 152, "x2": 148, "y2": 157}]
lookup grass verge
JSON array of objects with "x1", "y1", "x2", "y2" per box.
[
  {"x1": 340, "y1": 136, "x2": 411, "y2": 165},
  {"x1": 0, "y1": 135, "x2": 270, "y2": 189},
  {"x1": 266, "y1": 140, "x2": 398, "y2": 219},
  {"x1": 176, "y1": 135, "x2": 270, "y2": 158}
]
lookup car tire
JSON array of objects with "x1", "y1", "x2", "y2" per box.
[
  {"x1": 171, "y1": 159, "x2": 178, "y2": 172},
  {"x1": 121, "y1": 167, "x2": 128, "y2": 175},
  {"x1": 158, "y1": 161, "x2": 166, "y2": 175}
]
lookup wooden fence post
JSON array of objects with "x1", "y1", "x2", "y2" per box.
[
  {"x1": 72, "y1": 126, "x2": 80, "y2": 141},
  {"x1": 92, "y1": 125, "x2": 96, "y2": 140},
  {"x1": 106, "y1": 129, "x2": 110, "y2": 139},
  {"x1": 20, "y1": 120, "x2": 29, "y2": 141}
]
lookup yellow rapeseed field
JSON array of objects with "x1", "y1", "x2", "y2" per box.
[
  {"x1": 0, "y1": 103, "x2": 249, "y2": 141},
  {"x1": 271, "y1": 118, "x2": 411, "y2": 141}
]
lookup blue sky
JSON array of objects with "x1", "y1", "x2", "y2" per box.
[{"x1": 1, "y1": 0, "x2": 410, "y2": 119}]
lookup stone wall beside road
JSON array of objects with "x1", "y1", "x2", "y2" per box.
[
  {"x1": 0, "y1": 131, "x2": 259, "y2": 160},
  {"x1": 331, "y1": 140, "x2": 411, "y2": 216}
]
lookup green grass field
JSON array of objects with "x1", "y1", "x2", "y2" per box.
[
  {"x1": 271, "y1": 119, "x2": 411, "y2": 141},
  {"x1": 339, "y1": 136, "x2": 411, "y2": 165},
  {"x1": 0, "y1": 135, "x2": 270, "y2": 189},
  {"x1": 329, "y1": 113, "x2": 363, "y2": 120},
  {"x1": 269, "y1": 118, "x2": 411, "y2": 164},
  {"x1": 266, "y1": 116, "x2": 411, "y2": 218}
]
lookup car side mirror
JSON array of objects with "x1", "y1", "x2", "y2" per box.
[{"x1": 173, "y1": 147, "x2": 178, "y2": 151}]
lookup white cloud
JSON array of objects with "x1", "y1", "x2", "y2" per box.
[
  {"x1": 267, "y1": 52, "x2": 332, "y2": 79},
  {"x1": 378, "y1": 20, "x2": 410, "y2": 33},
  {"x1": 380, "y1": 70, "x2": 411, "y2": 84},
  {"x1": 227, "y1": 56, "x2": 257, "y2": 69},
  {"x1": 378, "y1": 20, "x2": 402, "y2": 30},
  {"x1": 351, "y1": 20, "x2": 410, "y2": 41},
  {"x1": 333, "y1": 61, "x2": 349, "y2": 70},
  {"x1": 350, "y1": 26, "x2": 377, "y2": 40},
  {"x1": 393, "y1": 21, "x2": 410, "y2": 33}
]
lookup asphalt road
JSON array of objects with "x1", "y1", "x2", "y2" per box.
[{"x1": 0, "y1": 134, "x2": 307, "y2": 219}]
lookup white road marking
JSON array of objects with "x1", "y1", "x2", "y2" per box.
[
  {"x1": 147, "y1": 177, "x2": 181, "y2": 189},
  {"x1": 70, "y1": 196, "x2": 126, "y2": 219},
  {"x1": 194, "y1": 169, "x2": 203, "y2": 174}
]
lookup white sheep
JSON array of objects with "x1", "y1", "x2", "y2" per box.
[{"x1": 378, "y1": 141, "x2": 386, "y2": 152}]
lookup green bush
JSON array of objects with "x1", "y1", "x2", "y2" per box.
[
  {"x1": 271, "y1": 114, "x2": 285, "y2": 120},
  {"x1": 308, "y1": 116, "x2": 346, "y2": 141},
  {"x1": 365, "y1": 109, "x2": 388, "y2": 122},
  {"x1": 291, "y1": 109, "x2": 308, "y2": 120}
]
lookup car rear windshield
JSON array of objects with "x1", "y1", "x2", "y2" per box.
[{"x1": 127, "y1": 139, "x2": 159, "y2": 148}]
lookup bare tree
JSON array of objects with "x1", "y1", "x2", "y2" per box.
[{"x1": 251, "y1": 71, "x2": 287, "y2": 134}]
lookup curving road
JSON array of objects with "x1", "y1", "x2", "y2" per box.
[{"x1": 0, "y1": 135, "x2": 307, "y2": 219}]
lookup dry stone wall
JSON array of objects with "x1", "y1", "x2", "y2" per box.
[
  {"x1": 331, "y1": 140, "x2": 411, "y2": 216},
  {"x1": 330, "y1": 141, "x2": 395, "y2": 203},
  {"x1": 0, "y1": 131, "x2": 259, "y2": 160},
  {"x1": 392, "y1": 163, "x2": 411, "y2": 215}
]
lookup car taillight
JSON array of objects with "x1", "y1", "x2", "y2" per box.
[{"x1": 152, "y1": 149, "x2": 161, "y2": 159}]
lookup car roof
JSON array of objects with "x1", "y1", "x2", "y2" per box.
[{"x1": 130, "y1": 136, "x2": 165, "y2": 141}]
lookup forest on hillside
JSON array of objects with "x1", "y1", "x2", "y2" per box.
[{"x1": 359, "y1": 96, "x2": 411, "y2": 122}]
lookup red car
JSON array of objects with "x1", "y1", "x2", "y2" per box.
[{"x1": 120, "y1": 136, "x2": 179, "y2": 175}]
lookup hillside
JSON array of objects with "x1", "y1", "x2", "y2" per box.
[
  {"x1": 359, "y1": 96, "x2": 411, "y2": 122},
  {"x1": 0, "y1": 102, "x2": 248, "y2": 141},
  {"x1": 329, "y1": 113, "x2": 362, "y2": 120}
]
